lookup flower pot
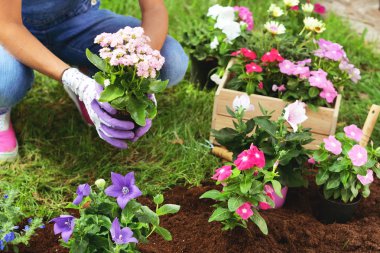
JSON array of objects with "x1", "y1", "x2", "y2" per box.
[
  {"x1": 190, "y1": 56, "x2": 219, "y2": 89},
  {"x1": 260, "y1": 185, "x2": 288, "y2": 210},
  {"x1": 313, "y1": 189, "x2": 361, "y2": 224},
  {"x1": 210, "y1": 59, "x2": 342, "y2": 150}
]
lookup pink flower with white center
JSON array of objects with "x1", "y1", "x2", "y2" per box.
[
  {"x1": 279, "y1": 60, "x2": 296, "y2": 75},
  {"x1": 348, "y1": 145, "x2": 368, "y2": 167},
  {"x1": 344, "y1": 124, "x2": 363, "y2": 142},
  {"x1": 236, "y1": 202, "x2": 254, "y2": 220},
  {"x1": 309, "y1": 69, "x2": 328, "y2": 89},
  {"x1": 245, "y1": 62, "x2": 263, "y2": 73},
  {"x1": 258, "y1": 82, "x2": 264, "y2": 90},
  {"x1": 357, "y1": 170, "x2": 374, "y2": 186},
  {"x1": 234, "y1": 149, "x2": 256, "y2": 170},
  {"x1": 319, "y1": 83, "x2": 338, "y2": 103},
  {"x1": 259, "y1": 185, "x2": 275, "y2": 210},
  {"x1": 249, "y1": 144, "x2": 266, "y2": 168},
  {"x1": 323, "y1": 136, "x2": 342, "y2": 155},
  {"x1": 240, "y1": 48, "x2": 257, "y2": 60},
  {"x1": 293, "y1": 65, "x2": 310, "y2": 79},
  {"x1": 314, "y1": 39, "x2": 346, "y2": 61},
  {"x1": 272, "y1": 84, "x2": 286, "y2": 92},
  {"x1": 261, "y1": 48, "x2": 284, "y2": 63},
  {"x1": 283, "y1": 100, "x2": 308, "y2": 132},
  {"x1": 212, "y1": 165, "x2": 232, "y2": 182}
]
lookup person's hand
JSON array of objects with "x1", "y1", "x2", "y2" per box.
[{"x1": 61, "y1": 68, "x2": 144, "y2": 149}]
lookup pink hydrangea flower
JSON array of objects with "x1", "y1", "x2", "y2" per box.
[
  {"x1": 357, "y1": 170, "x2": 374, "y2": 186},
  {"x1": 212, "y1": 165, "x2": 232, "y2": 182},
  {"x1": 283, "y1": 100, "x2": 308, "y2": 132},
  {"x1": 314, "y1": 3, "x2": 326, "y2": 14},
  {"x1": 323, "y1": 136, "x2": 342, "y2": 155},
  {"x1": 234, "y1": 6, "x2": 254, "y2": 31},
  {"x1": 344, "y1": 124, "x2": 363, "y2": 142},
  {"x1": 348, "y1": 145, "x2": 368, "y2": 167},
  {"x1": 245, "y1": 62, "x2": 263, "y2": 73},
  {"x1": 259, "y1": 185, "x2": 275, "y2": 210},
  {"x1": 279, "y1": 60, "x2": 296, "y2": 75},
  {"x1": 236, "y1": 202, "x2": 254, "y2": 220}
]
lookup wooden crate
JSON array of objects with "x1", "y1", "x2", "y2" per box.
[{"x1": 211, "y1": 60, "x2": 342, "y2": 150}]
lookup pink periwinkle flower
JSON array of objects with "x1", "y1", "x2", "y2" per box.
[
  {"x1": 319, "y1": 82, "x2": 338, "y2": 104},
  {"x1": 314, "y1": 3, "x2": 326, "y2": 14},
  {"x1": 245, "y1": 62, "x2": 263, "y2": 73},
  {"x1": 297, "y1": 59, "x2": 312, "y2": 66},
  {"x1": 272, "y1": 84, "x2": 286, "y2": 92},
  {"x1": 279, "y1": 60, "x2": 296, "y2": 75},
  {"x1": 236, "y1": 202, "x2": 254, "y2": 220},
  {"x1": 261, "y1": 48, "x2": 284, "y2": 63},
  {"x1": 234, "y1": 145, "x2": 266, "y2": 170},
  {"x1": 211, "y1": 165, "x2": 232, "y2": 182},
  {"x1": 348, "y1": 145, "x2": 368, "y2": 167},
  {"x1": 259, "y1": 185, "x2": 275, "y2": 210},
  {"x1": 308, "y1": 157, "x2": 316, "y2": 164},
  {"x1": 357, "y1": 170, "x2": 374, "y2": 186},
  {"x1": 344, "y1": 124, "x2": 363, "y2": 142},
  {"x1": 293, "y1": 65, "x2": 310, "y2": 79},
  {"x1": 309, "y1": 69, "x2": 328, "y2": 89},
  {"x1": 283, "y1": 100, "x2": 308, "y2": 132},
  {"x1": 249, "y1": 144, "x2": 266, "y2": 168},
  {"x1": 314, "y1": 39, "x2": 346, "y2": 62},
  {"x1": 234, "y1": 6, "x2": 254, "y2": 31},
  {"x1": 290, "y1": 6, "x2": 299, "y2": 11},
  {"x1": 241, "y1": 48, "x2": 257, "y2": 60},
  {"x1": 323, "y1": 136, "x2": 342, "y2": 155}
]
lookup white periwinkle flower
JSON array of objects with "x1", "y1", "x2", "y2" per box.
[
  {"x1": 283, "y1": 100, "x2": 308, "y2": 132},
  {"x1": 302, "y1": 3, "x2": 314, "y2": 13},
  {"x1": 268, "y1": 4, "x2": 284, "y2": 17},
  {"x1": 232, "y1": 94, "x2": 254, "y2": 111},
  {"x1": 210, "y1": 74, "x2": 223, "y2": 85},
  {"x1": 207, "y1": 4, "x2": 224, "y2": 19},
  {"x1": 210, "y1": 36, "x2": 219, "y2": 49}
]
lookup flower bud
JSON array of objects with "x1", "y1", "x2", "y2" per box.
[{"x1": 95, "y1": 179, "x2": 106, "y2": 189}]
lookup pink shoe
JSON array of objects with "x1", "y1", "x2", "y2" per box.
[
  {"x1": 0, "y1": 111, "x2": 18, "y2": 161},
  {"x1": 63, "y1": 86, "x2": 94, "y2": 126}
]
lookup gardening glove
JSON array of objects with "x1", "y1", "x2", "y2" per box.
[{"x1": 62, "y1": 68, "x2": 136, "y2": 149}]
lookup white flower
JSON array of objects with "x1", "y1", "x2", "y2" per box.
[
  {"x1": 207, "y1": 4, "x2": 224, "y2": 19},
  {"x1": 303, "y1": 17, "x2": 326, "y2": 33},
  {"x1": 268, "y1": 4, "x2": 284, "y2": 17},
  {"x1": 302, "y1": 3, "x2": 314, "y2": 13},
  {"x1": 283, "y1": 100, "x2": 308, "y2": 132},
  {"x1": 264, "y1": 21, "x2": 286, "y2": 35},
  {"x1": 210, "y1": 74, "x2": 223, "y2": 85},
  {"x1": 95, "y1": 179, "x2": 106, "y2": 189},
  {"x1": 104, "y1": 79, "x2": 111, "y2": 87},
  {"x1": 214, "y1": 6, "x2": 236, "y2": 30},
  {"x1": 221, "y1": 22, "x2": 241, "y2": 42},
  {"x1": 232, "y1": 94, "x2": 254, "y2": 112},
  {"x1": 283, "y1": 0, "x2": 299, "y2": 7},
  {"x1": 210, "y1": 37, "x2": 219, "y2": 49}
]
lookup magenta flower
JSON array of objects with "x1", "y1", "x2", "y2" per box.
[
  {"x1": 259, "y1": 185, "x2": 275, "y2": 210},
  {"x1": 258, "y1": 82, "x2": 264, "y2": 90},
  {"x1": 234, "y1": 6, "x2": 254, "y2": 31},
  {"x1": 240, "y1": 48, "x2": 257, "y2": 60},
  {"x1": 50, "y1": 215, "x2": 75, "y2": 243},
  {"x1": 212, "y1": 165, "x2": 232, "y2": 182},
  {"x1": 357, "y1": 170, "x2": 374, "y2": 186},
  {"x1": 283, "y1": 100, "x2": 308, "y2": 132},
  {"x1": 308, "y1": 157, "x2": 316, "y2": 164},
  {"x1": 323, "y1": 136, "x2": 342, "y2": 155},
  {"x1": 261, "y1": 48, "x2": 284, "y2": 63},
  {"x1": 249, "y1": 144, "x2": 266, "y2": 168},
  {"x1": 314, "y1": 3, "x2": 326, "y2": 14},
  {"x1": 236, "y1": 202, "x2": 254, "y2": 220},
  {"x1": 344, "y1": 124, "x2": 363, "y2": 142},
  {"x1": 73, "y1": 184, "x2": 91, "y2": 205},
  {"x1": 245, "y1": 62, "x2": 263, "y2": 73},
  {"x1": 348, "y1": 145, "x2": 368, "y2": 167},
  {"x1": 105, "y1": 172, "x2": 142, "y2": 209},
  {"x1": 279, "y1": 60, "x2": 296, "y2": 75},
  {"x1": 110, "y1": 218, "x2": 138, "y2": 245},
  {"x1": 234, "y1": 150, "x2": 256, "y2": 170}
]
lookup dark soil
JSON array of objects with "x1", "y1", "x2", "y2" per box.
[{"x1": 9, "y1": 180, "x2": 380, "y2": 253}]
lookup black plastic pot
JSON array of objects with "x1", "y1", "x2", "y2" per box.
[
  {"x1": 190, "y1": 56, "x2": 219, "y2": 89},
  {"x1": 313, "y1": 189, "x2": 361, "y2": 224}
]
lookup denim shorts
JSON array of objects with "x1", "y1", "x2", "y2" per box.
[{"x1": 0, "y1": 0, "x2": 188, "y2": 110}]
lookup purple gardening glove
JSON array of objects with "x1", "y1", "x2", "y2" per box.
[{"x1": 62, "y1": 68, "x2": 139, "y2": 149}]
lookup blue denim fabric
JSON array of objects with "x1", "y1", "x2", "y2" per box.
[{"x1": 0, "y1": 0, "x2": 188, "y2": 111}]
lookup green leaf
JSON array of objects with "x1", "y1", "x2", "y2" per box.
[
  {"x1": 136, "y1": 206, "x2": 159, "y2": 226},
  {"x1": 200, "y1": 190, "x2": 224, "y2": 200},
  {"x1": 125, "y1": 96, "x2": 148, "y2": 126},
  {"x1": 99, "y1": 85, "x2": 125, "y2": 102},
  {"x1": 308, "y1": 87, "x2": 320, "y2": 98},
  {"x1": 329, "y1": 161, "x2": 346, "y2": 172},
  {"x1": 271, "y1": 180, "x2": 283, "y2": 198},
  {"x1": 246, "y1": 82, "x2": 254, "y2": 95},
  {"x1": 93, "y1": 72, "x2": 107, "y2": 85},
  {"x1": 208, "y1": 207, "x2": 231, "y2": 222},
  {"x1": 71, "y1": 239, "x2": 89, "y2": 253},
  {"x1": 240, "y1": 175, "x2": 252, "y2": 194},
  {"x1": 149, "y1": 80, "x2": 168, "y2": 93},
  {"x1": 153, "y1": 194, "x2": 164, "y2": 205},
  {"x1": 326, "y1": 176, "x2": 340, "y2": 190},
  {"x1": 227, "y1": 197, "x2": 245, "y2": 212},
  {"x1": 250, "y1": 210, "x2": 268, "y2": 235},
  {"x1": 157, "y1": 204, "x2": 180, "y2": 216},
  {"x1": 86, "y1": 49, "x2": 106, "y2": 72},
  {"x1": 362, "y1": 185, "x2": 370, "y2": 198},
  {"x1": 155, "y1": 226, "x2": 172, "y2": 241},
  {"x1": 313, "y1": 149, "x2": 329, "y2": 162},
  {"x1": 253, "y1": 117, "x2": 277, "y2": 137},
  {"x1": 285, "y1": 132, "x2": 312, "y2": 142},
  {"x1": 316, "y1": 169, "x2": 329, "y2": 185}
]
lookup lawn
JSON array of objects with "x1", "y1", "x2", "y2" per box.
[{"x1": 0, "y1": 0, "x2": 379, "y2": 221}]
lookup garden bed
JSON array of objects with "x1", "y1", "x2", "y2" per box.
[{"x1": 9, "y1": 180, "x2": 380, "y2": 253}]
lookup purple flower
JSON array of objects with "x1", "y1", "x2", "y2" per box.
[
  {"x1": 110, "y1": 218, "x2": 138, "y2": 245},
  {"x1": 0, "y1": 240, "x2": 4, "y2": 251},
  {"x1": 24, "y1": 225, "x2": 30, "y2": 231},
  {"x1": 4, "y1": 195, "x2": 8, "y2": 199},
  {"x1": 4, "y1": 232, "x2": 15, "y2": 242},
  {"x1": 73, "y1": 184, "x2": 91, "y2": 205},
  {"x1": 28, "y1": 218, "x2": 33, "y2": 224},
  {"x1": 50, "y1": 215, "x2": 75, "y2": 243},
  {"x1": 105, "y1": 172, "x2": 142, "y2": 209}
]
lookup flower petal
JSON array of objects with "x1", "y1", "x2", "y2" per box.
[
  {"x1": 105, "y1": 185, "x2": 121, "y2": 198},
  {"x1": 111, "y1": 172, "x2": 126, "y2": 187},
  {"x1": 73, "y1": 195, "x2": 84, "y2": 206}
]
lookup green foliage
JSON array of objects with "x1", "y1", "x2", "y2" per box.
[
  {"x1": 86, "y1": 49, "x2": 168, "y2": 126},
  {"x1": 313, "y1": 134, "x2": 380, "y2": 203},
  {"x1": 61, "y1": 179, "x2": 180, "y2": 253},
  {"x1": 0, "y1": 189, "x2": 43, "y2": 252},
  {"x1": 212, "y1": 105, "x2": 312, "y2": 187}
]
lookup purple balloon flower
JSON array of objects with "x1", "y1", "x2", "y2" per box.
[
  {"x1": 110, "y1": 218, "x2": 138, "y2": 245},
  {"x1": 105, "y1": 172, "x2": 142, "y2": 209},
  {"x1": 73, "y1": 184, "x2": 91, "y2": 205},
  {"x1": 50, "y1": 215, "x2": 75, "y2": 243}
]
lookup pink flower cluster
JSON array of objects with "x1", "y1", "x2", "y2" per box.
[
  {"x1": 289, "y1": 3, "x2": 326, "y2": 14},
  {"x1": 314, "y1": 39, "x2": 361, "y2": 83},
  {"x1": 234, "y1": 144, "x2": 266, "y2": 170},
  {"x1": 261, "y1": 49, "x2": 284, "y2": 63},
  {"x1": 234, "y1": 6, "x2": 254, "y2": 31},
  {"x1": 279, "y1": 59, "x2": 311, "y2": 79},
  {"x1": 94, "y1": 26, "x2": 165, "y2": 79}
]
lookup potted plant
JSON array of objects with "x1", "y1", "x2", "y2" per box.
[
  {"x1": 212, "y1": 95, "x2": 313, "y2": 206},
  {"x1": 181, "y1": 4, "x2": 253, "y2": 89},
  {"x1": 211, "y1": 1, "x2": 360, "y2": 147},
  {"x1": 86, "y1": 26, "x2": 168, "y2": 128},
  {"x1": 311, "y1": 126, "x2": 380, "y2": 223},
  {"x1": 200, "y1": 144, "x2": 282, "y2": 234},
  {"x1": 50, "y1": 172, "x2": 180, "y2": 253},
  {"x1": 0, "y1": 189, "x2": 44, "y2": 252}
]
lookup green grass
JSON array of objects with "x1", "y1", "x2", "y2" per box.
[{"x1": 0, "y1": 0, "x2": 379, "y2": 219}]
